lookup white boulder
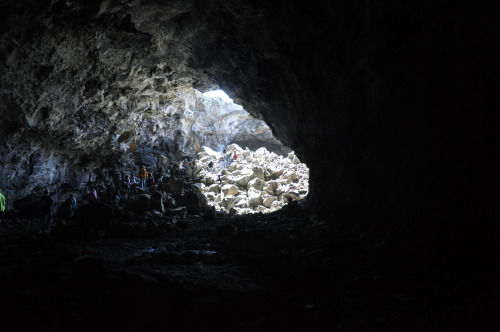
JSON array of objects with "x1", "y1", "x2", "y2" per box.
[{"x1": 221, "y1": 184, "x2": 239, "y2": 196}]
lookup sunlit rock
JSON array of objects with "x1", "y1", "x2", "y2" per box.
[
  {"x1": 221, "y1": 184, "x2": 239, "y2": 197},
  {"x1": 262, "y1": 196, "x2": 276, "y2": 208},
  {"x1": 196, "y1": 143, "x2": 309, "y2": 214}
]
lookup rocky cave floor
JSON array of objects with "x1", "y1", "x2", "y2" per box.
[{"x1": 0, "y1": 204, "x2": 496, "y2": 332}]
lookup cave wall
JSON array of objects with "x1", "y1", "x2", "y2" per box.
[{"x1": 0, "y1": 1, "x2": 496, "y2": 233}]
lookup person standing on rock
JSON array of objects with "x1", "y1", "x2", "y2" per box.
[
  {"x1": 208, "y1": 161, "x2": 215, "y2": 173},
  {"x1": 153, "y1": 169, "x2": 161, "y2": 183},
  {"x1": 147, "y1": 171, "x2": 155, "y2": 186},
  {"x1": 130, "y1": 174, "x2": 139, "y2": 195},
  {"x1": 105, "y1": 183, "x2": 113, "y2": 202},
  {"x1": 225, "y1": 149, "x2": 232, "y2": 167},
  {"x1": 63, "y1": 193, "x2": 77, "y2": 218},
  {"x1": 91, "y1": 188, "x2": 99, "y2": 202},
  {"x1": 219, "y1": 153, "x2": 226, "y2": 170},
  {"x1": 69, "y1": 193, "x2": 77, "y2": 217},
  {"x1": 138, "y1": 166, "x2": 148, "y2": 189},
  {"x1": 114, "y1": 189, "x2": 121, "y2": 205},
  {"x1": 189, "y1": 159, "x2": 196, "y2": 171},
  {"x1": 0, "y1": 187, "x2": 6, "y2": 212},
  {"x1": 232, "y1": 150, "x2": 238, "y2": 161},
  {"x1": 178, "y1": 160, "x2": 185, "y2": 176},
  {"x1": 40, "y1": 190, "x2": 54, "y2": 231},
  {"x1": 123, "y1": 175, "x2": 132, "y2": 195}
]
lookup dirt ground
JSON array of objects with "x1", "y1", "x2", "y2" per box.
[{"x1": 0, "y1": 203, "x2": 497, "y2": 331}]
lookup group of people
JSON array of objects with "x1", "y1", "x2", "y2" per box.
[
  {"x1": 176, "y1": 159, "x2": 198, "y2": 177},
  {"x1": 84, "y1": 161, "x2": 192, "y2": 209},
  {"x1": 123, "y1": 165, "x2": 165, "y2": 194},
  {"x1": 0, "y1": 152, "x2": 238, "y2": 232},
  {"x1": 216, "y1": 150, "x2": 239, "y2": 171}
]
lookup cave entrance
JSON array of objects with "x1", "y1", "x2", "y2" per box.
[{"x1": 188, "y1": 89, "x2": 309, "y2": 215}]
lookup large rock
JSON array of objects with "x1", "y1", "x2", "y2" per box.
[
  {"x1": 271, "y1": 200, "x2": 285, "y2": 210},
  {"x1": 162, "y1": 179, "x2": 185, "y2": 198},
  {"x1": 233, "y1": 174, "x2": 252, "y2": 188},
  {"x1": 247, "y1": 178, "x2": 265, "y2": 191},
  {"x1": 178, "y1": 189, "x2": 208, "y2": 214},
  {"x1": 284, "y1": 191, "x2": 301, "y2": 203},
  {"x1": 247, "y1": 189, "x2": 263, "y2": 208},
  {"x1": 265, "y1": 181, "x2": 279, "y2": 194},
  {"x1": 235, "y1": 199, "x2": 248, "y2": 209},
  {"x1": 219, "y1": 195, "x2": 236, "y2": 211},
  {"x1": 225, "y1": 143, "x2": 244, "y2": 154},
  {"x1": 251, "y1": 166, "x2": 265, "y2": 180},
  {"x1": 126, "y1": 194, "x2": 151, "y2": 214},
  {"x1": 204, "y1": 192, "x2": 217, "y2": 201},
  {"x1": 268, "y1": 168, "x2": 285, "y2": 180},
  {"x1": 163, "y1": 193, "x2": 177, "y2": 208},
  {"x1": 206, "y1": 184, "x2": 221, "y2": 193},
  {"x1": 165, "y1": 206, "x2": 187, "y2": 218},
  {"x1": 262, "y1": 196, "x2": 276, "y2": 208},
  {"x1": 221, "y1": 184, "x2": 239, "y2": 196},
  {"x1": 157, "y1": 155, "x2": 169, "y2": 168},
  {"x1": 150, "y1": 191, "x2": 165, "y2": 213}
]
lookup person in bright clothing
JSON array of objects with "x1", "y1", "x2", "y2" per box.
[{"x1": 0, "y1": 188, "x2": 5, "y2": 212}]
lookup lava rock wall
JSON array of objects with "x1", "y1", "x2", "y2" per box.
[{"x1": 0, "y1": 0, "x2": 496, "y2": 235}]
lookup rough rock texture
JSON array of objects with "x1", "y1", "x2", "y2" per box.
[
  {"x1": 0, "y1": 1, "x2": 498, "y2": 331},
  {"x1": 0, "y1": 0, "x2": 293, "y2": 205},
  {"x1": 0, "y1": 1, "x2": 496, "y2": 244},
  {"x1": 195, "y1": 144, "x2": 309, "y2": 215}
]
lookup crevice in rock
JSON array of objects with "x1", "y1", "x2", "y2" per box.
[{"x1": 118, "y1": 14, "x2": 138, "y2": 33}]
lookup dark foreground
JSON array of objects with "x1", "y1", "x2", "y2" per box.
[{"x1": 0, "y1": 205, "x2": 497, "y2": 332}]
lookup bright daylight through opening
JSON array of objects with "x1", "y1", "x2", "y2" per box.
[{"x1": 190, "y1": 89, "x2": 310, "y2": 215}]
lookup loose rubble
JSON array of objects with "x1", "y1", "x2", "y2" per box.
[{"x1": 194, "y1": 144, "x2": 309, "y2": 215}]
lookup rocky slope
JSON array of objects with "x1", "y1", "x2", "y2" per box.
[
  {"x1": 0, "y1": 0, "x2": 292, "y2": 206},
  {"x1": 194, "y1": 144, "x2": 309, "y2": 215},
  {"x1": 0, "y1": 79, "x2": 287, "y2": 205}
]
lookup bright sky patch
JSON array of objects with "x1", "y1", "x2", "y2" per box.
[{"x1": 202, "y1": 90, "x2": 234, "y2": 103}]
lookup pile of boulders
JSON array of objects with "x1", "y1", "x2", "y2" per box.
[{"x1": 194, "y1": 144, "x2": 309, "y2": 214}]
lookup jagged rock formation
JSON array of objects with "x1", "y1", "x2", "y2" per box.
[
  {"x1": 0, "y1": 0, "x2": 495, "y2": 244},
  {"x1": 182, "y1": 89, "x2": 290, "y2": 156},
  {"x1": 0, "y1": 1, "x2": 497, "y2": 331},
  {"x1": 194, "y1": 144, "x2": 308, "y2": 215}
]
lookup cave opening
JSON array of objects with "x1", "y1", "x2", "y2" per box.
[{"x1": 189, "y1": 89, "x2": 310, "y2": 215}]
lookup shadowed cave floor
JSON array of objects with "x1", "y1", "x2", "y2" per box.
[{"x1": 0, "y1": 205, "x2": 496, "y2": 331}]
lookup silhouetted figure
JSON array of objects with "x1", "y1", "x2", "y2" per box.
[
  {"x1": 154, "y1": 169, "x2": 161, "y2": 183},
  {"x1": 105, "y1": 183, "x2": 113, "y2": 202},
  {"x1": 138, "y1": 166, "x2": 148, "y2": 189},
  {"x1": 178, "y1": 160, "x2": 185, "y2": 176},
  {"x1": 0, "y1": 187, "x2": 5, "y2": 212},
  {"x1": 208, "y1": 161, "x2": 215, "y2": 173},
  {"x1": 63, "y1": 193, "x2": 77, "y2": 218},
  {"x1": 147, "y1": 171, "x2": 155, "y2": 186},
  {"x1": 130, "y1": 174, "x2": 140, "y2": 195},
  {"x1": 114, "y1": 189, "x2": 121, "y2": 205},
  {"x1": 123, "y1": 175, "x2": 132, "y2": 195},
  {"x1": 40, "y1": 190, "x2": 53, "y2": 231},
  {"x1": 89, "y1": 188, "x2": 99, "y2": 203},
  {"x1": 219, "y1": 153, "x2": 225, "y2": 169}
]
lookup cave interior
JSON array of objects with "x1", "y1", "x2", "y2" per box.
[{"x1": 0, "y1": 0, "x2": 497, "y2": 331}]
